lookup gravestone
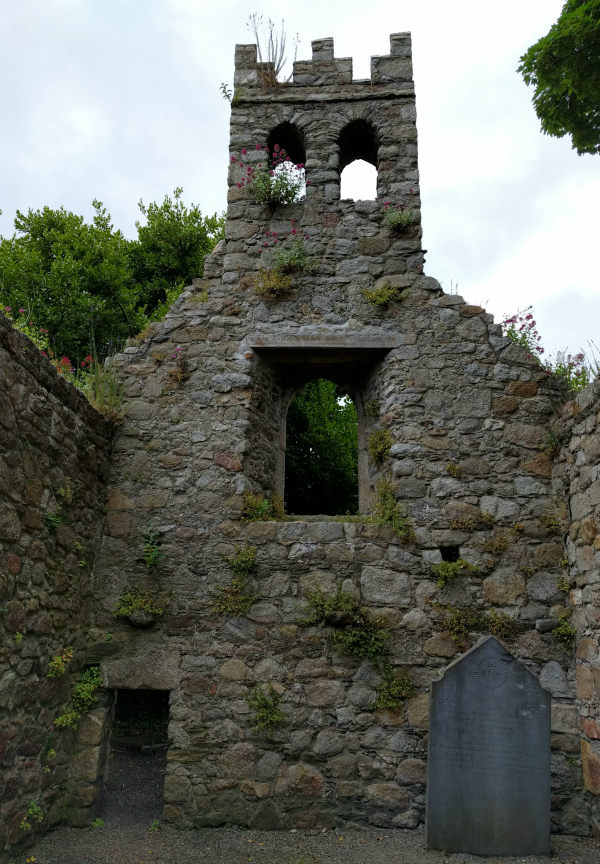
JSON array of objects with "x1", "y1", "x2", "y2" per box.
[{"x1": 426, "y1": 636, "x2": 551, "y2": 856}]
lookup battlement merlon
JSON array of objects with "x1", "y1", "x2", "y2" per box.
[{"x1": 233, "y1": 32, "x2": 413, "y2": 89}]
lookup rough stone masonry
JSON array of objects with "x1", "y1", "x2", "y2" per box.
[{"x1": 1, "y1": 31, "x2": 600, "y2": 853}]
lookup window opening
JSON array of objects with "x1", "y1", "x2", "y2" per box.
[
  {"x1": 267, "y1": 122, "x2": 306, "y2": 202},
  {"x1": 340, "y1": 159, "x2": 377, "y2": 201},
  {"x1": 337, "y1": 119, "x2": 379, "y2": 201},
  {"x1": 285, "y1": 378, "x2": 358, "y2": 516},
  {"x1": 440, "y1": 545, "x2": 460, "y2": 563},
  {"x1": 101, "y1": 689, "x2": 169, "y2": 826}
]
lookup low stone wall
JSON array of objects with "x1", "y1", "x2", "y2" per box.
[
  {"x1": 0, "y1": 313, "x2": 113, "y2": 852},
  {"x1": 554, "y1": 379, "x2": 600, "y2": 831}
]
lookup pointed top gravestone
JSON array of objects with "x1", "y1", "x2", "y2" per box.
[{"x1": 426, "y1": 636, "x2": 551, "y2": 857}]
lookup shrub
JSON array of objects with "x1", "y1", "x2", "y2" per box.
[
  {"x1": 362, "y1": 281, "x2": 407, "y2": 307},
  {"x1": 247, "y1": 684, "x2": 287, "y2": 736},
  {"x1": 253, "y1": 268, "x2": 293, "y2": 299},
  {"x1": 368, "y1": 428, "x2": 393, "y2": 465},
  {"x1": 90, "y1": 818, "x2": 105, "y2": 829}
]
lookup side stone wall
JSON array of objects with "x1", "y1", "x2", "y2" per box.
[
  {"x1": 553, "y1": 379, "x2": 600, "y2": 832},
  {"x1": 0, "y1": 313, "x2": 113, "y2": 851}
]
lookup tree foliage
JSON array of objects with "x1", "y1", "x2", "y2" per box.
[
  {"x1": 285, "y1": 379, "x2": 358, "y2": 516},
  {"x1": 518, "y1": 0, "x2": 600, "y2": 155},
  {"x1": 0, "y1": 189, "x2": 224, "y2": 360}
]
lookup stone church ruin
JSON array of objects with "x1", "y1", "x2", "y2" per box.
[{"x1": 1, "y1": 30, "x2": 600, "y2": 853}]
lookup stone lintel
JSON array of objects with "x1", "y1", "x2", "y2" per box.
[{"x1": 248, "y1": 333, "x2": 401, "y2": 351}]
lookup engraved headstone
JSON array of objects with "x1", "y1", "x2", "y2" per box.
[{"x1": 426, "y1": 636, "x2": 551, "y2": 856}]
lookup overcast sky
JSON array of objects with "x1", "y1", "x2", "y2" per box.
[{"x1": 1, "y1": 0, "x2": 598, "y2": 358}]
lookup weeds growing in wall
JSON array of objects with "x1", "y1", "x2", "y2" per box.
[
  {"x1": 367, "y1": 428, "x2": 393, "y2": 465},
  {"x1": 553, "y1": 610, "x2": 577, "y2": 654},
  {"x1": 112, "y1": 589, "x2": 169, "y2": 619},
  {"x1": 212, "y1": 543, "x2": 259, "y2": 617},
  {"x1": 55, "y1": 667, "x2": 103, "y2": 728},
  {"x1": 430, "y1": 601, "x2": 517, "y2": 645},
  {"x1": 247, "y1": 684, "x2": 287, "y2": 736},
  {"x1": 362, "y1": 281, "x2": 407, "y2": 307},
  {"x1": 300, "y1": 588, "x2": 413, "y2": 710},
  {"x1": 372, "y1": 476, "x2": 416, "y2": 543},
  {"x1": 241, "y1": 489, "x2": 286, "y2": 521},
  {"x1": 431, "y1": 558, "x2": 475, "y2": 588}
]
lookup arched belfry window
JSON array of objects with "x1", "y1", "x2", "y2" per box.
[
  {"x1": 338, "y1": 119, "x2": 379, "y2": 201},
  {"x1": 284, "y1": 379, "x2": 359, "y2": 516},
  {"x1": 267, "y1": 122, "x2": 306, "y2": 166}
]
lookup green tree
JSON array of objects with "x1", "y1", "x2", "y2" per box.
[
  {"x1": 0, "y1": 190, "x2": 224, "y2": 360},
  {"x1": 129, "y1": 188, "x2": 224, "y2": 318},
  {"x1": 518, "y1": 0, "x2": 600, "y2": 155},
  {"x1": 285, "y1": 379, "x2": 358, "y2": 516}
]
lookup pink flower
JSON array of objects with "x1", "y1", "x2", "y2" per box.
[
  {"x1": 241, "y1": 149, "x2": 247, "y2": 155},
  {"x1": 19, "y1": 308, "x2": 25, "y2": 313},
  {"x1": 274, "y1": 144, "x2": 280, "y2": 151},
  {"x1": 255, "y1": 144, "x2": 261, "y2": 150},
  {"x1": 230, "y1": 156, "x2": 237, "y2": 163}
]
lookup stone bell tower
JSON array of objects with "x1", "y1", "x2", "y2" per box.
[{"x1": 201, "y1": 32, "x2": 433, "y2": 512}]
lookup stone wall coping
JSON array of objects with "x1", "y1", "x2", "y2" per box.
[
  {"x1": 0, "y1": 311, "x2": 115, "y2": 440},
  {"x1": 234, "y1": 86, "x2": 416, "y2": 104}
]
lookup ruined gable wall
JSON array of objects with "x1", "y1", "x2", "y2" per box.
[
  {"x1": 0, "y1": 312, "x2": 113, "y2": 851},
  {"x1": 79, "y1": 33, "x2": 589, "y2": 834}
]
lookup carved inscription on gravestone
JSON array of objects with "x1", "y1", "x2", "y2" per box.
[{"x1": 426, "y1": 636, "x2": 551, "y2": 857}]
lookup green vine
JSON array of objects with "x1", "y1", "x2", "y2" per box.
[
  {"x1": 247, "y1": 684, "x2": 287, "y2": 736},
  {"x1": 55, "y1": 666, "x2": 102, "y2": 728},
  {"x1": 431, "y1": 558, "x2": 475, "y2": 588}
]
